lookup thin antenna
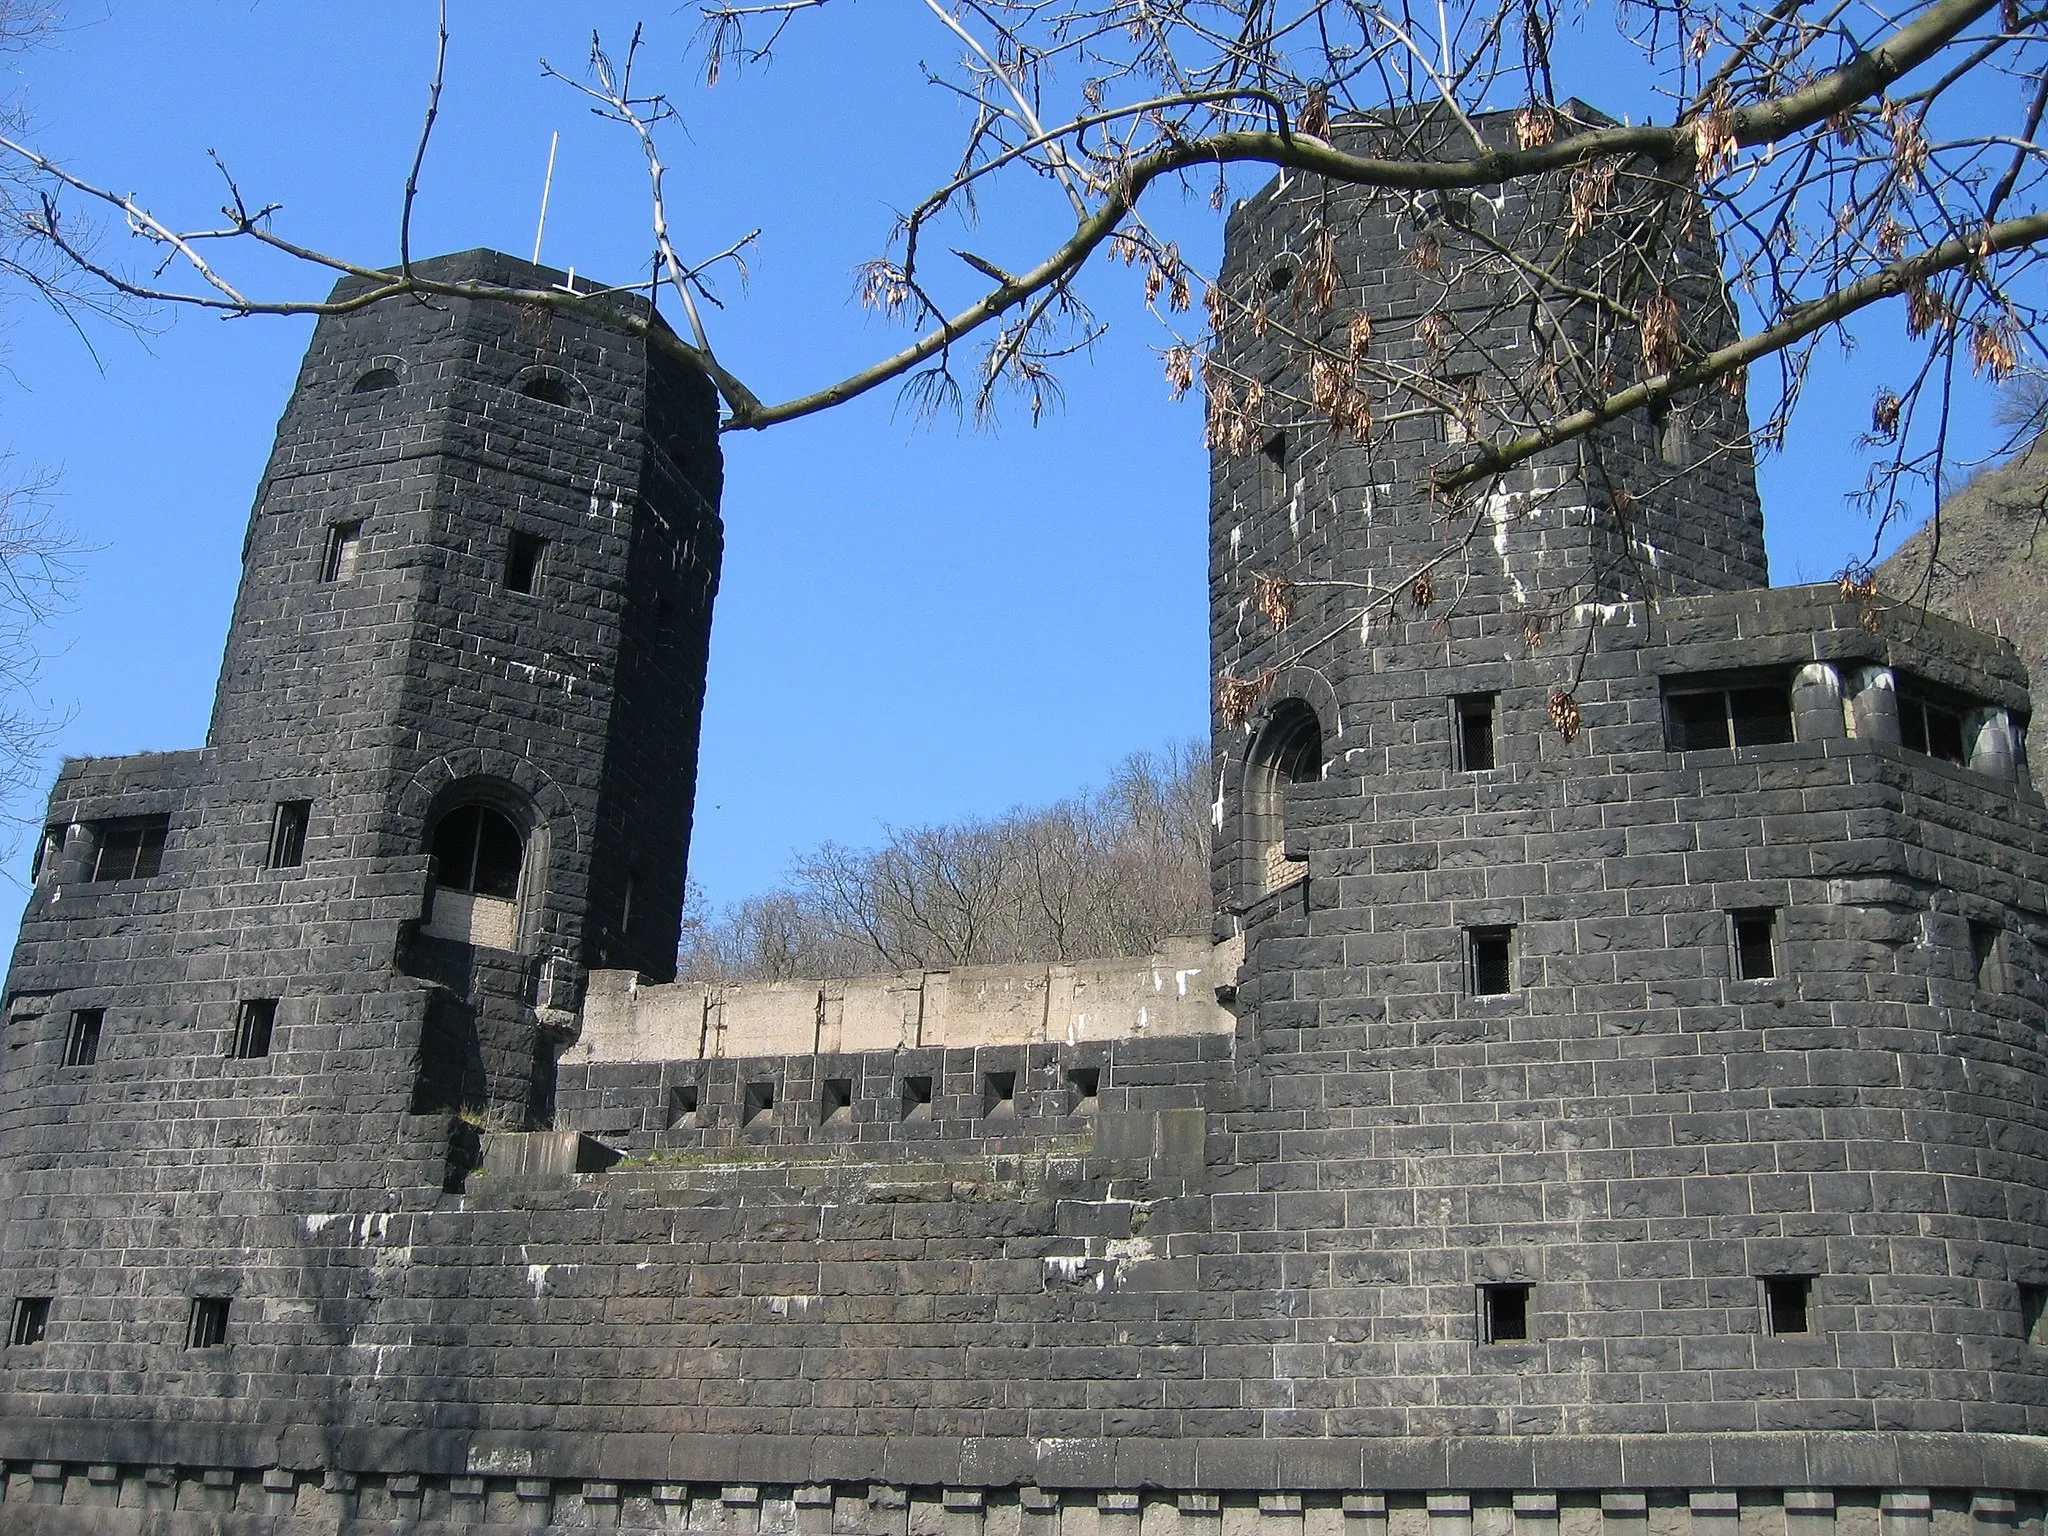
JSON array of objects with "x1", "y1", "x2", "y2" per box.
[{"x1": 532, "y1": 131, "x2": 560, "y2": 266}]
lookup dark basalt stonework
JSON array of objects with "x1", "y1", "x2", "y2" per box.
[{"x1": 0, "y1": 135, "x2": 2044, "y2": 1534}]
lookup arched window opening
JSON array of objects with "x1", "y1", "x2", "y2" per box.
[
  {"x1": 1247, "y1": 700, "x2": 1322, "y2": 896},
  {"x1": 351, "y1": 367, "x2": 400, "y2": 395},
  {"x1": 424, "y1": 804, "x2": 526, "y2": 950},
  {"x1": 519, "y1": 373, "x2": 575, "y2": 408}
]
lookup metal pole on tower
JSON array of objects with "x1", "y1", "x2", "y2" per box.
[{"x1": 532, "y1": 131, "x2": 560, "y2": 266}]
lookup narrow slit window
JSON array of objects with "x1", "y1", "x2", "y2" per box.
[
  {"x1": 902, "y1": 1075, "x2": 934, "y2": 1121},
  {"x1": 63, "y1": 1008, "x2": 103, "y2": 1068},
  {"x1": 1468, "y1": 927, "x2": 1514, "y2": 996},
  {"x1": 8, "y1": 1297, "x2": 49, "y2": 1347},
  {"x1": 91, "y1": 816, "x2": 169, "y2": 882},
  {"x1": 1971, "y1": 921, "x2": 2001, "y2": 990},
  {"x1": 230, "y1": 999, "x2": 277, "y2": 1060},
  {"x1": 820, "y1": 1078, "x2": 853, "y2": 1124},
  {"x1": 268, "y1": 801, "x2": 310, "y2": 870},
  {"x1": 2021, "y1": 1284, "x2": 2048, "y2": 1346},
  {"x1": 1732, "y1": 909, "x2": 1777, "y2": 981},
  {"x1": 982, "y1": 1070, "x2": 1017, "y2": 1117},
  {"x1": 321, "y1": 520, "x2": 364, "y2": 582},
  {"x1": 504, "y1": 532, "x2": 547, "y2": 595},
  {"x1": 1480, "y1": 1283, "x2": 1531, "y2": 1343},
  {"x1": 1762, "y1": 1275, "x2": 1812, "y2": 1335},
  {"x1": 187, "y1": 1296, "x2": 231, "y2": 1349},
  {"x1": 1456, "y1": 693, "x2": 1497, "y2": 771}
]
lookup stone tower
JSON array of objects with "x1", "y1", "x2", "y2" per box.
[
  {"x1": 1209, "y1": 114, "x2": 2048, "y2": 1446},
  {"x1": 0, "y1": 250, "x2": 721, "y2": 1376}
]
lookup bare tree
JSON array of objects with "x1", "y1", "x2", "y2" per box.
[{"x1": 679, "y1": 742, "x2": 1213, "y2": 981}]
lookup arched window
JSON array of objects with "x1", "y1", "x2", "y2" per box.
[
  {"x1": 351, "y1": 367, "x2": 400, "y2": 394},
  {"x1": 519, "y1": 373, "x2": 575, "y2": 408},
  {"x1": 1247, "y1": 699, "x2": 1322, "y2": 895},
  {"x1": 424, "y1": 804, "x2": 526, "y2": 950}
]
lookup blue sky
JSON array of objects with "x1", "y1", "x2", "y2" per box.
[{"x1": 0, "y1": 2, "x2": 2011, "y2": 910}]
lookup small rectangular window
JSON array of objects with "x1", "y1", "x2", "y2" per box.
[
  {"x1": 1259, "y1": 432, "x2": 1288, "y2": 506},
  {"x1": 2021, "y1": 1283, "x2": 2048, "y2": 1346},
  {"x1": 9, "y1": 1296, "x2": 49, "y2": 1347},
  {"x1": 321, "y1": 521, "x2": 363, "y2": 583},
  {"x1": 504, "y1": 532, "x2": 547, "y2": 595},
  {"x1": 187, "y1": 1296, "x2": 231, "y2": 1349},
  {"x1": 902, "y1": 1075, "x2": 933, "y2": 1122},
  {"x1": 820, "y1": 1078, "x2": 853, "y2": 1124},
  {"x1": 1732, "y1": 909, "x2": 1777, "y2": 981},
  {"x1": 1762, "y1": 1275, "x2": 1812, "y2": 1335},
  {"x1": 268, "y1": 801, "x2": 310, "y2": 870},
  {"x1": 742, "y1": 1080, "x2": 775, "y2": 1127},
  {"x1": 1455, "y1": 693, "x2": 1497, "y2": 771},
  {"x1": 982, "y1": 1070, "x2": 1017, "y2": 1117},
  {"x1": 62, "y1": 1008, "x2": 103, "y2": 1068},
  {"x1": 1971, "y1": 921, "x2": 2000, "y2": 990},
  {"x1": 1467, "y1": 927, "x2": 1514, "y2": 996},
  {"x1": 1066, "y1": 1066, "x2": 1100, "y2": 1111},
  {"x1": 91, "y1": 816, "x2": 169, "y2": 882},
  {"x1": 1479, "y1": 1283, "x2": 1531, "y2": 1343},
  {"x1": 666, "y1": 1083, "x2": 698, "y2": 1130},
  {"x1": 1664, "y1": 679, "x2": 1793, "y2": 751},
  {"x1": 1899, "y1": 691, "x2": 1969, "y2": 765},
  {"x1": 230, "y1": 999, "x2": 277, "y2": 1060}
]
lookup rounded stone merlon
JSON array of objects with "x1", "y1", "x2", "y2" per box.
[
  {"x1": 1845, "y1": 665, "x2": 1901, "y2": 743},
  {"x1": 1791, "y1": 663, "x2": 1846, "y2": 741},
  {"x1": 1969, "y1": 708, "x2": 2020, "y2": 781}
]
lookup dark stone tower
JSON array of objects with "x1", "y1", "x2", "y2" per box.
[
  {"x1": 0, "y1": 251, "x2": 720, "y2": 1433},
  {"x1": 1209, "y1": 116, "x2": 2048, "y2": 1446}
]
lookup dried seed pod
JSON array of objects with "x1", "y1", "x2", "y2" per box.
[
  {"x1": 1410, "y1": 572, "x2": 1436, "y2": 610},
  {"x1": 1548, "y1": 689, "x2": 1582, "y2": 743}
]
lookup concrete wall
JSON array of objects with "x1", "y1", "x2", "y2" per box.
[{"x1": 569, "y1": 935, "x2": 1241, "y2": 1063}]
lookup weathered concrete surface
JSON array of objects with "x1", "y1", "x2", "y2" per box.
[{"x1": 568, "y1": 933, "x2": 1241, "y2": 1063}]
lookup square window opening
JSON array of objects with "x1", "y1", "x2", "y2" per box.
[
  {"x1": 187, "y1": 1296, "x2": 231, "y2": 1350},
  {"x1": 1066, "y1": 1066, "x2": 1101, "y2": 1112},
  {"x1": 504, "y1": 532, "x2": 547, "y2": 595},
  {"x1": 1762, "y1": 1275, "x2": 1812, "y2": 1335},
  {"x1": 1480, "y1": 1283, "x2": 1531, "y2": 1344},
  {"x1": 321, "y1": 520, "x2": 364, "y2": 583},
  {"x1": 9, "y1": 1296, "x2": 49, "y2": 1347},
  {"x1": 1970, "y1": 921, "x2": 2000, "y2": 990},
  {"x1": 1732, "y1": 909, "x2": 1777, "y2": 981},
  {"x1": 91, "y1": 815, "x2": 169, "y2": 883},
  {"x1": 901, "y1": 1075, "x2": 934, "y2": 1122},
  {"x1": 982, "y1": 1070, "x2": 1018, "y2": 1118},
  {"x1": 2021, "y1": 1283, "x2": 2048, "y2": 1346},
  {"x1": 820, "y1": 1078, "x2": 853, "y2": 1125},
  {"x1": 666, "y1": 1084, "x2": 699, "y2": 1130},
  {"x1": 268, "y1": 801, "x2": 310, "y2": 870},
  {"x1": 231, "y1": 998, "x2": 277, "y2": 1061},
  {"x1": 742, "y1": 1080, "x2": 775, "y2": 1127},
  {"x1": 1468, "y1": 927, "x2": 1514, "y2": 996},
  {"x1": 63, "y1": 1008, "x2": 103, "y2": 1068},
  {"x1": 1729, "y1": 686, "x2": 1796, "y2": 747}
]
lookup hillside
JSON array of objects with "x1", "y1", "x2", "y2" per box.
[{"x1": 1876, "y1": 434, "x2": 2048, "y2": 764}]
